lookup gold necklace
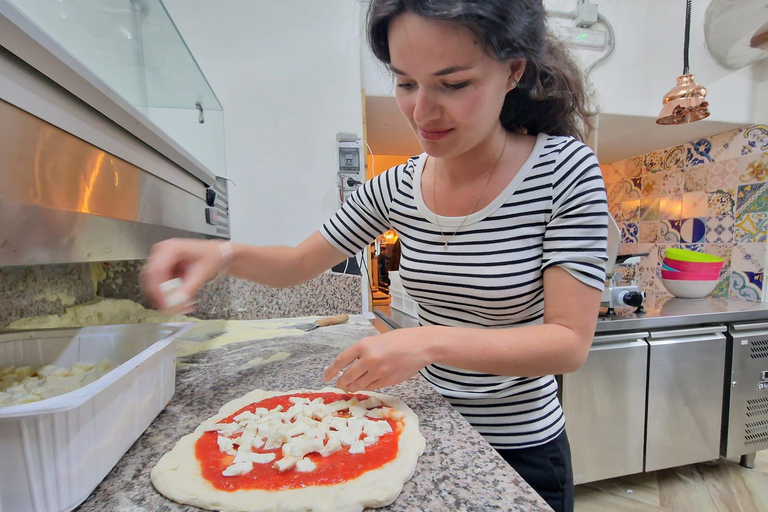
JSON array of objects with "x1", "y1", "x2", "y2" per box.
[{"x1": 432, "y1": 136, "x2": 508, "y2": 251}]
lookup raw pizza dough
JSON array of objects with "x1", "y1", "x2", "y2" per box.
[{"x1": 151, "y1": 387, "x2": 426, "y2": 512}]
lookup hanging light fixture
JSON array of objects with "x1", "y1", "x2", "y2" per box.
[{"x1": 656, "y1": 0, "x2": 710, "y2": 125}]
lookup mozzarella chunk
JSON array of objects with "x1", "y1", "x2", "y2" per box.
[
  {"x1": 295, "y1": 457, "x2": 317, "y2": 473},
  {"x1": 319, "y1": 437, "x2": 342, "y2": 457},
  {"x1": 273, "y1": 455, "x2": 300, "y2": 472},
  {"x1": 240, "y1": 452, "x2": 275, "y2": 465},
  {"x1": 222, "y1": 461, "x2": 253, "y2": 476},
  {"x1": 359, "y1": 397, "x2": 382, "y2": 409},
  {"x1": 264, "y1": 430, "x2": 289, "y2": 450},
  {"x1": 217, "y1": 436, "x2": 238, "y2": 456},
  {"x1": 349, "y1": 440, "x2": 366, "y2": 454}
]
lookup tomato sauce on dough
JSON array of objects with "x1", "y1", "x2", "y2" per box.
[{"x1": 194, "y1": 392, "x2": 402, "y2": 491}]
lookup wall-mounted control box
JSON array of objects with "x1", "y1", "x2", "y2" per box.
[{"x1": 336, "y1": 132, "x2": 363, "y2": 202}]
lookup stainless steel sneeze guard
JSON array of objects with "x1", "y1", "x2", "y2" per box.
[{"x1": 0, "y1": 97, "x2": 229, "y2": 265}]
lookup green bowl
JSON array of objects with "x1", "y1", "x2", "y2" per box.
[{"x1": 665, "y1": 248, "x2": 723, "y2": 263}]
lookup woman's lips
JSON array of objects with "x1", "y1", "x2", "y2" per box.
[{"x1": 419, "y1": 127, "x2": 452, "y2": 141}]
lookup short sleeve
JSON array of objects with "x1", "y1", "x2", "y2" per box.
[
  {"x1": 541, "y1": 142, "x2": 609, "y2": 290},
  {"x1": 319, "y1": 166, "x2": 400, "y2": 256}
]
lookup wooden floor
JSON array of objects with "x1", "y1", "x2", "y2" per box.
[{"x1": 575, "y1": 451, "x2": 768, "y2": 512}]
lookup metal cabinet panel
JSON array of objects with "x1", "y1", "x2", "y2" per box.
[
  {"x1": 722, "y1": 323, "x2": 768, "y2": 458},
  {"x1": 563, "y1": 332, "x2": 648, "y2": 484},
  {"x1": 645, "y1": 328, "x2": 726, "y2": 472}
]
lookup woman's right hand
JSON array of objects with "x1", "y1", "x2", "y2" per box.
[{"x1": 140, "y1": 238, "x2": 228, "y2": 312}]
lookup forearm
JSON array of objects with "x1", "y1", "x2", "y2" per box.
[
  {"x1": 225, "y1": 232, "x2": 348, "y2": 288},
  {"x1": 225, "y1": 244, "x2": 304, "y2": 287},
  {"x1": 422, "y1": 322, "x2": 592, "y2": 376}
]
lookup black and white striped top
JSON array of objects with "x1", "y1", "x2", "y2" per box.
[{"x1": 321, "y1": 133, "x2": 608, "y2": 448}]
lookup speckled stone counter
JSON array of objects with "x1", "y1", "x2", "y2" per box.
[{"x1": 74, "y1": 317, "x2": 551, "y2": 512}]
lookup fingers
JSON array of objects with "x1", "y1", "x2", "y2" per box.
[
  {"x1": 323, "y1": 345, "x2": 359, "y2": 382},
  {"x1": 141, "y1": 240, "x2": 180, "y2": 308},
  {"x1": 345, "y1": 373, "x2": 385, "y2": 392},
  {"x1": 334, "y1": 359, "x2": 368, "y2": 391},
  {"x1": 141, "y1": 239, "x2": 221, "y2": 312}
]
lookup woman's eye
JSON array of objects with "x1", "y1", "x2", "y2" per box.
[
  {"x1": 445, "y1": 81, "x2": 470, "y2": 90},
  {"x1": 396, "y1": 82, "x2": 415, "y2": 90}
]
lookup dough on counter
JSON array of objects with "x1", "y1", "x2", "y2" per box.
[
  {"x1": 151, "y1": 387, "x2": 426, "y2": 512},
  {"x1": 5, "y1": 297, "x2": 197, "y2": 330}
]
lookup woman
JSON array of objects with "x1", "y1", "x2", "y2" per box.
[{"x1": 142, "y1": 1, "x2": 607, "y2": 510}]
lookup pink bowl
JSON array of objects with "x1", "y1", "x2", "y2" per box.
[
  {"x1": 661, "y1": 269, "x2": 720, "y2": 281},
  {"x1": 663, "y1": 258, "x2": 723, "y2": 273}
]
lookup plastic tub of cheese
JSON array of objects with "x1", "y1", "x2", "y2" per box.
[{"x1": 0, "y1": 322, "x2": 193, "y2": 512}]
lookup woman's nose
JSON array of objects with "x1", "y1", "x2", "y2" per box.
[{"x1": 412, "y1": 90, "x2": 440, "y2": 124}]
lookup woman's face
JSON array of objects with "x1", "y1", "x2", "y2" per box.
[{"x1": 388, "y1": 12, "x2": 523, "y2": 158}]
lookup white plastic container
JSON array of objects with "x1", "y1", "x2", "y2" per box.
[
  {"x1": 390, "y1": 288, "x2": 419, "y2": 318},
  {"x1": 0, "y1": 322, "x2": 192, "y2": 512}
]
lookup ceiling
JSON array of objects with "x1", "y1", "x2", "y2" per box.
[{"x1": 364, "y1": 95, "x2": 746, "y2": 164}]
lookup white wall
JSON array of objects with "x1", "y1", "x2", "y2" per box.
[
  {"x1": 360, "y1": 0, "x2": 763, "y2": 125},
  {"x1": 162, "y1": 0, "x2": 364, "y2": 247}
]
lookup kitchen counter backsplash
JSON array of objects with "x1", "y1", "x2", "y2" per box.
[
  {"x1": 0, "y1": 261, "x2": 362, "y2": 328},
  {"x1": 0, "y1": 263, "x2": 96, "y2": 327},
  {"x1": 602, "y1": 124, "x2": 768, "y2": 301}
]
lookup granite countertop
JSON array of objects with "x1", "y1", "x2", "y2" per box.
[
  {"x1": 375, "y1": 294, "x2": 768, "y2": 334},
  {"x1": 75, "y1": 316, "x2": 551, "y2": 512}
]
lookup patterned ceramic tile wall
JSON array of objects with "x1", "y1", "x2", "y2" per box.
[{"x1": 602, "y1": 124, "x2": 768, "y2": 301}]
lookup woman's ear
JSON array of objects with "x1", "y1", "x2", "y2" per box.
[{"x1": 507, "y1": 58, "x2": 527, "y2": 91}]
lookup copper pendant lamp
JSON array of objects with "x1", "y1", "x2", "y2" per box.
[{"x1": 656, "y1": 0, "x2": 710, "y2": 125}]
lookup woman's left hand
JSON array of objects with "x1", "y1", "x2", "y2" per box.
[{"x1": 322, "y1": 328, "x2": 435, "y2": 391}]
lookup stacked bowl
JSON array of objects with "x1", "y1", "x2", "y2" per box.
[{"x1": 661, "y1": 248, "x2": 724, "y2": 298}]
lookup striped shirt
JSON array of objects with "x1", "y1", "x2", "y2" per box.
[{"x1": 321, "y1": 133, "x2": 608, "y2": 448}]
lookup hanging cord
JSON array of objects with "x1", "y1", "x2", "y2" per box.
[{"x1": 683, "y1": 0, "x2": 691, "y2": 75}]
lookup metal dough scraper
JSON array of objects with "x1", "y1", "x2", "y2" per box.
[{"x1": 290, "y1": 314, "x2": 350, "y2": 332}]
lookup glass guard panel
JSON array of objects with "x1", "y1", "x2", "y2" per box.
[{"x1": 8, "y1": 0, "x2": 225, "y2": 176}]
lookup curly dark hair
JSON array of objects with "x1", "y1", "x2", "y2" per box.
[{"x1": 367, "y1": 0, "x2": 595, "y2": 141}]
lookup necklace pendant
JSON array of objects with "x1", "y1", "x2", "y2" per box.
[{"x1": 443, "y1": 242, "x2": 448, "y2": 251}]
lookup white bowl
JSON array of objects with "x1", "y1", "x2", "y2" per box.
[{"x1": 661, "y1": 278, "x2": 719, "y2": 299}]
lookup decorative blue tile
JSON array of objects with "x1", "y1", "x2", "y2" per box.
[
  {"x1": 663, "y1": 145, "x2": 687, "y2": 171},
  {"x1": 736, "y1": 183, "x2": 768, "y2": 215},
  {"x1": 621, "y1": 222, "x2": 639, "y2": 244},
  {"x1": 678, "y1": 243, "x2": 705, "y2": 253},
  {"x1": 742, "y1": 125, "x2": 768, "y2": 156},
  {"x1": 686, "y1": 139, "x2": 714, "y2": 166},
  {"x1": 730, "y1": 271, "x2": 763, "y2": 301},
  {"x1": 658, "y1": 220, "x2": 681, "y2": 242},
  {"x1": 707, "y1": 189, "x2": 735, "y2": 217},
  {"x1": 679, "y1": 218, "x2": 707, "y2": 243},
  {"x1": 644, "y1": 150, "x2": 666, "y2": 174},
  {"x1": 711, "y1": 274, "x2": 730, "y2": 298},
  {"x1": 706, "y1": 216, "x2": 734, "y2": 243},
  {"x1": 734, "y1": 213, "x2": 768, "y2": 243}
]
